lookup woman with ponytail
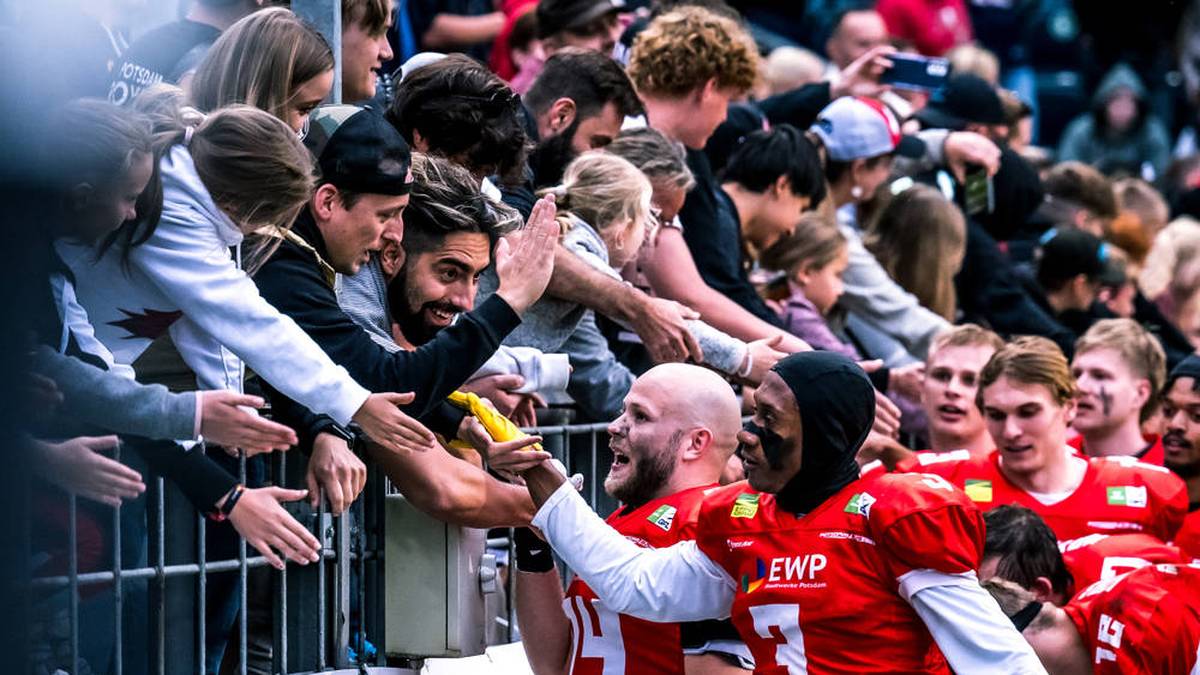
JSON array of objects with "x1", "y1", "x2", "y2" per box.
[
  {"x1": 477, "y1": 151, "x2": 785, "y2": 422},
  {"x1": 58, "y1": 85, "x2": 436, "y2": 459}
]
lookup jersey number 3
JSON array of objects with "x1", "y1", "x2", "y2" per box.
[{"x1": 750, "y1": 604, "x2": 808, "y2": 674}]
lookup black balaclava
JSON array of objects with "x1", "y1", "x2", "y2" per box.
[{"x1": 761, "y1": 351, "x2": 876, "y2": 514}]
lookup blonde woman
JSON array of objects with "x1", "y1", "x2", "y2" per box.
[
  {"x1": 865, "y1": 184, "x2": 966, "y2": 322},
  {"x1": 58, "y1": 85, "x2": 433, "y2": 460},
  {"x1": 477, "y1": 151, "x2": 782, "y2": 421},
  {"x1": 189, "y1": 7, "x2": 334, "y2": 132}
]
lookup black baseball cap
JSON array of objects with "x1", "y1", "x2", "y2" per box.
[
  {"x1": 303, "y1": 104, "x2": 413, "y2": 196},
  {"x1": 913, "y1": 73, "x2": 1006, "y2": 131},
  {"x1": 537, "y1": 0, "x2": 625, "y2": 39}
]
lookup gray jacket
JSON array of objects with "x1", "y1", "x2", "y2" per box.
[{"x1": 32, "y1": 345, "x2": 198, "y2": 440}]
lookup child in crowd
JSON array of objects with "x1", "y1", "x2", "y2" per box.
[{"x1": 761, "y1": 213, "x2": 854, "y2": 358}]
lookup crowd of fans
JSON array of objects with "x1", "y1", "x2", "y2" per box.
[{"x1": 5, "y1": 0, "x2": 1200, "y2": 673}]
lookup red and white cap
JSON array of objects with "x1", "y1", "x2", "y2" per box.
[{"x1": 809, "y1": 96, "x2": 925, "y2": 162}]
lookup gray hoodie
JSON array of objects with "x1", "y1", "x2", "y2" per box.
[{"x1": 1057, "y1": 63, "x2": 1170, "y2": 180}]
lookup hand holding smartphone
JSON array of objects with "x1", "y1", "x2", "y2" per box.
[{"x1": 879, "y1": 53, "x2": 950, "y2": 92}]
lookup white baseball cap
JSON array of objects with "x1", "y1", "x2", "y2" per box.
[{"x1": 809, "y1": 96, "x2": 925, "y2": 162}]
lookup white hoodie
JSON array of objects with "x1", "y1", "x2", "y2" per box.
[{"x1": 58, "y1": 145, "x2": 370, "y2": 425}]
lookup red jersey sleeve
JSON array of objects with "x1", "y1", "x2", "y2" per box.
[
  {"x1": 693, "y1": 483, "x2": 756, "y2": 577},
  {"x1": 1127, "y1": 461, "x2": 1188, "y2": 541},
  {"x1": 866, "y1": 473, "x2": 985, "y2": 578}
]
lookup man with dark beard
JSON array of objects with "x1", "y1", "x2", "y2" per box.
[
  {"x1": 510, "y1": 363, "x2": 750, "y2": 674},
  {"x1": 1159, "y1": 355, "x2": 1200, "y2": 558},
  {"x1": 502, "y1": 48, "x2": 643, "y2": 219},
  {"x1": 516, "y1": 351, "x2": 1049, "y2": 673}
]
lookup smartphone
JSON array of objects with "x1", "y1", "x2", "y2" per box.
[
  {"x1": 880, "y1": 53, "x2": 950, "y2": 92},
  {"x1": 962, "y1": 164, "x2": 994, "y2": 216}
]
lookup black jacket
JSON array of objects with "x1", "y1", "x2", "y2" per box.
[{"x1": 252, "y1": 211, "x2": 521, "y2": 443}]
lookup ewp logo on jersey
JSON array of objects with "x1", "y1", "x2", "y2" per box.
[
  {"x1": 1106, "y1": 485, "x2": 1148, "y2": 508},
  {"x1": 646, "y1": 505, "x2": 677, "y2": 531},
  {"x1": 741, "y1": 559, "x2": 767, "y2": 593}
]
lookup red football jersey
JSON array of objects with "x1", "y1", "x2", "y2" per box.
[
  {"x1": 1057, "y1": 533, "x2": 1184, "y2": 593},
  {"x1": 1064, "y1": 564, "x2": 1200, "y2": 674},
  {"x1": 564, "y1": 484, "x2": 714, "y2": 675},
  {"x1": 1068, "y1": 434, "x2": 1165, "y2": 466},
  {"x1": 899, "y1": 450, "x2": 1187, "y2": 541},
  {"x1": 1176, "y1": 510, "x2": 1200, "y2": 559},
  {"x1": 694, "y1": 472, "x2": 984, "y2": 674}
]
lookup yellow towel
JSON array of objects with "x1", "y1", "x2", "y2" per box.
[{"x1": 446, "y1": 391, "x2": 543, "y2": 452}]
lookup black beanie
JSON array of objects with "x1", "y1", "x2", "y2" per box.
[{"x1": 769, "y1": 351, "x2": 876, "y2": 514}]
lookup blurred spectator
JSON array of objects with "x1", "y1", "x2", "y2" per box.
[
  {"x1": 864, "y1": 184, "x2": 966, "y2": 322},
  {"x1": 388, "y1": 53, "x2": 530, "y2": 186},
  {"x1": 1057, "y1": 63, "x2": 1171, "y2": 183},
  {"x1": 1116, "y1": 177, "x2": 1171, "y2": 240},
  {"x1": 489, "y1": 2, "x2": 540, "y2": 81},
  {"x1": 763, "y1": 46, "x2": 826, "y2": 97},
  {"x1": 809, "y1": 95, "x2": 949, "y2": 363},
  {"x1": 876, "y1": 0, "x2": 972, "y2": 57},
  {"x1": 997, "y1": 88, "x2": 1034, "y2": 152},
  {"x1": 341, "y1": 0, "x2": 395, "y2": 102},
  {"x1": 108, "y1": 0, "x2": 263, "y2": 105},
  {"x1": 406, "y1": 0, "x2": 505, "y2": 62},
  {"x1": 1036, "y1": 161, "x2": 1118, "y2": 238},
  {"x1": 510, "y1": 0, "x2": 625, "y2": 93},
  {"x1": 946, "y1": 43, "x2": 999, "y2": 85},
  {"x1": 1142, "y1": 218, "x2": 1200, "y2": 348},
  {"x1": 823, "y1": 8, "x2": 890, "y2": 71},
  {"x1": 912, "y1": 73, "x2": 1009, "y2": 144},
  {"x1": 189, "y1": 7, "x2": 335, "y2": 132},
  {"x1": 1030, "y1": 226, "x2": 1107, "y2": 335}
]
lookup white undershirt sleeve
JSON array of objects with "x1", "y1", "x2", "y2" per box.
[
  {"x1": 531, "y1": 481, "x2": 735, "y2": 622},
  {"x1": 901, "y1": 569, "x2": 1048, "y2": 675}
]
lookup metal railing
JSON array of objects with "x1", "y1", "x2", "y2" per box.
[{"x1": 28, "y1": 420, "x2": 614, "y2": 675}]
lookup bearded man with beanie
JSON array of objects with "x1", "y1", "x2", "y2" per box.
[{"x1": 517, "y1": 351, "x2": 1048, "y2": 673}]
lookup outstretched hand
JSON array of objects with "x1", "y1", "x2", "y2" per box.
[
  {"x1": 203, "y1": 391, "x2": 297, "y2": 456},
  {"x1": 496, "y1": 194, "x2": 559, "y2": 315},
  {"x1": 33, "y1": 436, "x2": 144, "y2": 507},
  {"x1": 353, "y1": 392, "x2": 437, "y2": 454}
]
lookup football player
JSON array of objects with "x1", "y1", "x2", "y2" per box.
[
  {"x1": 980, "y1": 504, "x2": 1184, "y2": 604},
  {"x1": 1069, "y1": 319, "x2": 1166, "y2": 464},
  {"x1": 512, "y1": 364, "x2": 749, "y2": 674},
  {"x1": 988, "y1": 564, "x2": 1200, "y2": 675},
  {"x1": 518, "y1": 351, "x2": 1046, "y2": 673},
  {"x1": 1161, "y1": 354, "x2": 1200, "y2": 557},
  {"x1": 901, "y1": 336, "x2": 1186, "y2": 541},
  {"x1": 860, "y1": 324, "x2": 1003, "y2": 476}
]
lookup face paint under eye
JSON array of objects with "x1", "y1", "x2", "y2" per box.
[
  {"x1": 1098, "y1": 385, "x2": 1113, "y2": 417},
  {"x1": 741, "y1": 420, "x2": 787, "y2": 470}
]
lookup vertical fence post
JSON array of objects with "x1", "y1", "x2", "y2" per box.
[
  {"x1": 112, "y1": 442, "x2": 123, "y2": 675},
  {"x1": 317, "y1": 491, "x2": 327, "y2": 670},
  {"x1": 154, "y1": 476, "x2": 166, "y2": 675},
  {"x1": 237, "y1": 450, "x2": 248, "y2": 675},
  {"x1": 67, "y1": 493, "x2": 79, "y2": 675},
  {"x1": 334, "y1": 508, "x2": 351, "y2": 667}
]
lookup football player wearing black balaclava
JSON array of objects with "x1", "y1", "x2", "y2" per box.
[{"x1": 737, "y1": 350, "x2": 876, "y2": 514}]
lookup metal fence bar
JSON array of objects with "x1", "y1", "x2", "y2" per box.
[
  {"x1": 155, "y1": 476, "x2": 166, "y2": 675},
  {"x1": 238, "y1": 450, "x2": 248, "y2": 675},
  {"x1": 198, "y1": 510, "x2": 206, "y2": 674},
  {"x1": 112, "y1": 442, "x2": 123, "y2": 675},
  {"x1": 317, "y1": 490, "x2": 327, "y2": 670},
  {"x1": 30, "y1": 419, "x2": 618, "y2": 675},
  {"x1": 68, "y1": 493, "x2": 79, "y2": 675}
]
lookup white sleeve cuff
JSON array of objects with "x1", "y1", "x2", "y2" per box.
[
  {"x1": 531, "y1": 479, "x2": 579, "y2": 531},
  {"x1": 897, "y1": 568, "x2": 978, "y2": 603},
  {"x1": 193, "y1": 390, "x2": 204, "y2": 440}
]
